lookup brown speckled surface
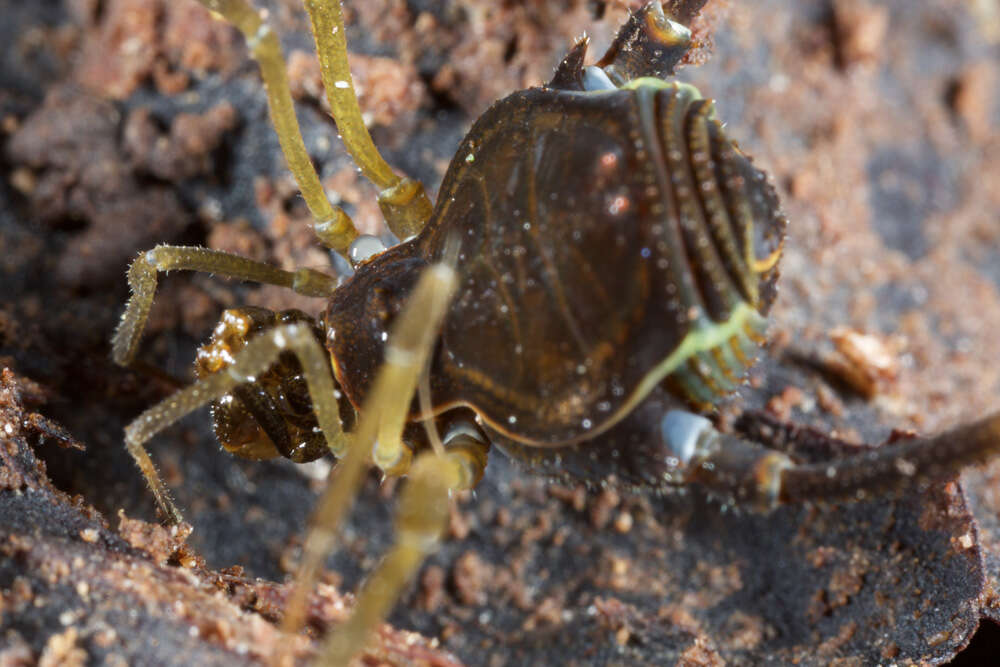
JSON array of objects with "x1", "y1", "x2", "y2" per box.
[{"x1": 2, "y1": 0, "x2": 1000, "y2": 664}]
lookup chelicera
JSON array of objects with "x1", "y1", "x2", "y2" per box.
[{"x1": 112, "y1": 0, "x2": 1000, "y2": 662}]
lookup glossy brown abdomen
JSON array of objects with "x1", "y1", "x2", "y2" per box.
[
  {"x1": 326, "y1": 81, "x2": 784, "y2": 449},
  {"x1": 417, "y1": 81, "x2": 783, "y2": 446}
]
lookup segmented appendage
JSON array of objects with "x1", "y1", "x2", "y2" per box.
[
  {"x1": 640, "y1": 80, "x2": 786, "y2": 411},
  {"x1": 195, "y1": 307, "x2": 342, "y2": 462}
]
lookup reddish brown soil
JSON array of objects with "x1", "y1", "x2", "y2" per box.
[{"x1": 1, "y1": 1, "x2": 999, "y2": 665}]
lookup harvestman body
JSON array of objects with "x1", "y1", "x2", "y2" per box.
[{"x1": 112, "y1": 1, "x2": 1000, "y2": 662}]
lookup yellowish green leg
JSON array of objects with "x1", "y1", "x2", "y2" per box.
[
  {"x1": 317, "y1": 440, "x2": 487, "y2": 665},
  {"x1": 111, "y1": 244, "x2": 337, "y2": 367},
  {"x1": 121, "y1": 321, "x2": 349, "y2": 524},
  {"x1": 196, "y1": 0, "x2": 360, "y2": 256},
  {"x1": 303, "y1": 0, "x2": 434, "y2": 239},
  {"x1": 278, "y1": 260, "x2": 462, "y2": 661}
]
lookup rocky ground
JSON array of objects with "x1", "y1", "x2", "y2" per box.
[{"x1": 1, "y1": 0, "x2": 999, "y2": 664}]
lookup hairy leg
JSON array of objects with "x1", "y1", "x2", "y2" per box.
[
  {"x1": 776, "y1": 413, "x2": 1000, "y2": 504},
  {"x1": 123, "y1": 321, "x2": 348, "y2": 523},
  {"x1": 112, "y1": 244, "x2": 337, "y2": 366}
]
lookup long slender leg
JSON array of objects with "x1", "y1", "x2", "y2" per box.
[
  {"x1": 112, "y1": 244, "x2": 337, "y2": 366},
  {"x1": 196, "y1": 0, "x2": 360, "y2": 256},
  {"x1": 123, "y1": 322, "x2": 348, "y2": 524},
  {"x1": 777, "y1": 412, "x2": 1000, "y2": 504},
  {"x1": 370, "y1": 262, "x2": 459, "y2": 474},
  {"x1": 319, "y1": 453, "x2": 457, "y2": 664},
  {"x1": 318, "y1": 432, "x2": 489, "y2": 665},
  {"x1": 661, "y1": 410, "x2": 1000, "y2": 510},
  {"x1": 278, "y1": 260, "x2": 456, "y2": 630},
  {"x1": 733, "y1": 410, "x2": 872, "y2": 464},
  {"x1": 278, "y1": 258, "x2": 458, "y2": 659},
  {"x1": 303, "y1": 0, "x2": 434, "y2": 240}
]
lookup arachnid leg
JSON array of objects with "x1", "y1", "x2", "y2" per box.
[
  {"x1": 777, "y1": 413, "x2": 1000, "y2": 504},
  {"x1": 112, "y1": 245, "x2": 337, "y2": 366},
  {"x1": 732, "y1": 410, "x2": 866, "y2": 464},
  {"x1": 320, "y1": 452, "x2": 459, "y2": 664},
  {"x1": 196, "y1": 0, "x2": 360, "y2": 256},
  {"x1": 279, "y1": 257, "x2": 460, "y2": 657},
  {"x1": 661, "y1": 410, "x2": 1000, "y2": 510},
  {"x1": 123, "y1": 322, "x2": 348, "y2": 524},
  {"x1": 202, "y1": 0, "x2": 431, "y2": 245},
  {"x1": 321, "y1": 430, "x2": 489, "y2": 664},
  {"x1": 303, "y1": 0, "x2": 433, "y2": 240}
]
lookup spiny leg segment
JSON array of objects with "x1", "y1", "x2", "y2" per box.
[
  {"x1": 111, "y1": 244, "x2": 338, "y2": 367},
  {"x1": 112, "y1": 222, "x2": 483, "y2": 667},
  {"x1": 112, "y1": 244, "x2": 341, "y2": 524},
  {"x1": 776, "y1": 413, "x2": 1000, "y2": 503},
  {"x1": 117, "y1": 2, "x2": 467, "y2": 660},
  {"x1": 123, "y1": 321, "x2": 348, "y2": 525}
]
